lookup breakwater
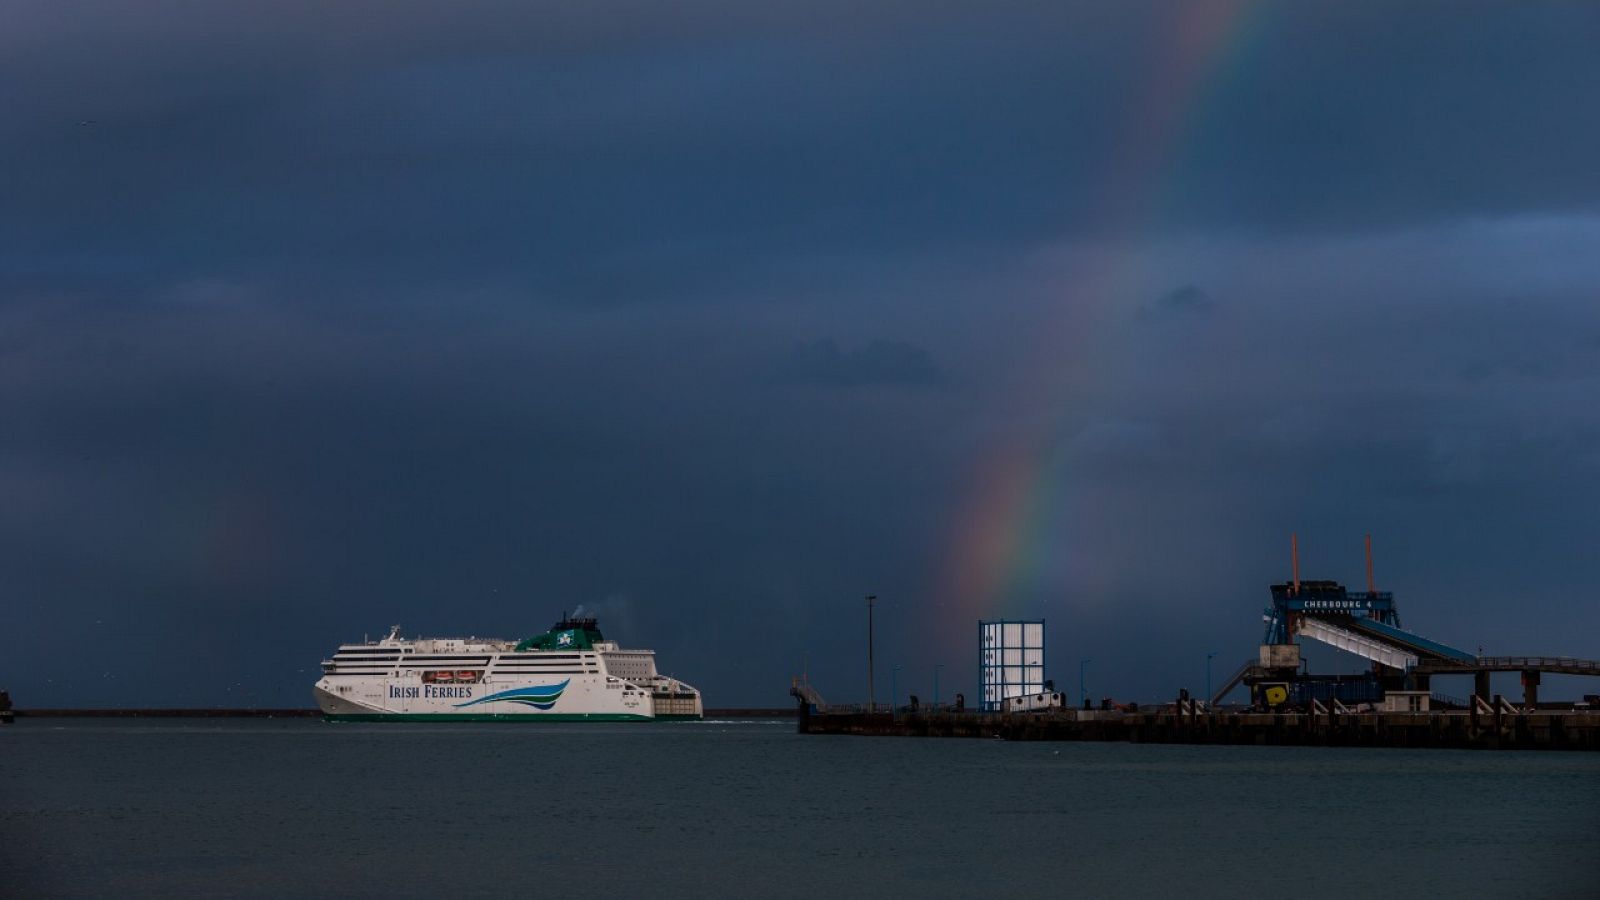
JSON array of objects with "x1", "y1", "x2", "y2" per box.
[
  {"x1": 798, "y1": 706, "x2": 1600, "y2": 751},
  {"x1": 9, "y1": 707, "x2": 793, "y2": 719},
  {"x1": 12, "y1": 708, "x2": 321, "y2": 718}
]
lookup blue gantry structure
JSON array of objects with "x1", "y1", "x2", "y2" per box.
[
  {"x1": 1261, "y1": 579, "x2": 1477, "y2": 667},
  {"x1": 1212, "y1": 556, "x2": 1600, "y2": 709}
]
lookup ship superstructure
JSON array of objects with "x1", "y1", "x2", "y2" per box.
[{"x1": 313, "y1": 616, "x2": 702, "y2": 721}]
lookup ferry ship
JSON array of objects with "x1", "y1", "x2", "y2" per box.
[{"x1": 313, "y1": 616, "x2": 703, "y2": 721}]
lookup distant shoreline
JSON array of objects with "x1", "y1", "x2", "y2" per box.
[{"x1": 10, "y1": 707, "x2": 796, "y2": 719}]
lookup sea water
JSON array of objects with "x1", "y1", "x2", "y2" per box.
[{"x1": 2, "y1": 719, "x2": 1597, "y2": 899}]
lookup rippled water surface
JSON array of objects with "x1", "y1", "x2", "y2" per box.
[{"x1": 3, "y1": 718, "x2": 1598, "y2": 898}]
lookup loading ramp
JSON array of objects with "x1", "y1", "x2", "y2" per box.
[{"x1": 1296, "y1": 617, "x2": 1418, "y2": 671}]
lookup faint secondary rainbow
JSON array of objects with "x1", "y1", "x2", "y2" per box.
[{"x1": 940, "y1": 1, "x2": 1271, "y2": 629}]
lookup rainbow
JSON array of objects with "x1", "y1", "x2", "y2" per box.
[{"x1": 940, "y1": 2, "x2": 1271, "y2": 627}]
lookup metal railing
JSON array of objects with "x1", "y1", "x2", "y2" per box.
[
  {"x1": 1475, "y1": 656, "x2": 1600, "y2": 671},
  {"x1": 1416, "y1": 655, "x2": 1600, "y2": 673}
]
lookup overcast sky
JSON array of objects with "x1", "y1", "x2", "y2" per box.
[{"x1": 5, "y1": 2, "x2": 1600, "y2": 707}]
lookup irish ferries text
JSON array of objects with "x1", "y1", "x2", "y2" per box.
[{"x1": 390, "y1": 685, "x2": 474, "y2": 699}]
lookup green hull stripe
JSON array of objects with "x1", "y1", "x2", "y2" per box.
[{"x1": 324, "y1": 712, "x2": 666, "y2": 723}]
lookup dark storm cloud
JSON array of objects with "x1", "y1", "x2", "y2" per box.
[
  {"x1": 1146, "y1": 284, "x2": 1216, "y2": 317},
  {"x1": 4, "y1": 3, "x2": 1600, "y2": 708},
  {"x1": 776, "y1": 339, "x2": 946, "y2": 388},
  {"x1": 5, "y1": 2, "x2": 1600, "y2": 299}
]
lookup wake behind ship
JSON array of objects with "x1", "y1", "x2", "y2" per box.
[{"x1": 313, "y1": 615, "x2": 703, "y2": 721}]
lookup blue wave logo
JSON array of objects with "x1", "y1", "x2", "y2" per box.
[{"x1": 453, "y1": 679, "x2": 570, "y2": 710}]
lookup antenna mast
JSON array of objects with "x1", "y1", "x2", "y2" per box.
[
  {"x1": 1291, "y1": 533, "x2": 1300, "y2": 595},
  {"x1": 866, "y1": 595, "x2": 877, "y2": 713},
  {"x1": 1365, "y1": 533, "x2": 1375, "y2": 593}
]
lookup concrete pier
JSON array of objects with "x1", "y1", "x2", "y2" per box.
[{"x1": 797, "y1": 706, "x2": 1600, "y2": 751}]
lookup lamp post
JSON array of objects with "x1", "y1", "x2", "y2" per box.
[
  {"x1": 1079, "y1": 658, "x2": 1091, "y2": 708},
  {"x1": 934, "y1": 663, "x2": 944, "y2": 710},
  {"x1": 1206, "y1": 651, "x2": 1218, "y2": 706},
  {"x1": 866, "y1": 594, "x2": 876, "y2": 713},
  {"x1": 892, "y1": 664, "x2": 901, "y2": 718}
]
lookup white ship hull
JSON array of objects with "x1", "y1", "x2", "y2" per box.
[
  {"x1": 313, "y1": 674, "x2": 653, "y2": 720},
  {"x1": 313, "y1": 618, "x2": 703, "y2": 722}
]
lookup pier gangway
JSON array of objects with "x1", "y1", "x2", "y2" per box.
[
  {"x1": 1415, "y1": 656, "x2": 1600, "y2": 676},
  {"x1": 1209, "y1": 658, "x2": 1258, "y2": 706},
  {"x1": 789, "y1": 676, "x2": 827, "y2": 713}
]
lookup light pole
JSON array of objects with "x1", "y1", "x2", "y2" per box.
[
  {"x1": 866, "y1": 594, "x2": 876, "y2": 713},
  {"x1": 892, "y1": 664, "x2": 901, "y2": 717},
  {"x1": 934, "y1": 663, "x2": 944, "y2": 710},
  {"x1": 1205, "y1": 651, "x2": 1218, "y2": 706},
  {"x1": 1079, "y1": 658, "x2": 1091, "y2": 708}
]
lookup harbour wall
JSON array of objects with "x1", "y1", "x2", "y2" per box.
[{"x1": 798, "y1": 707, "x2": 1600, "y2": 751}]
